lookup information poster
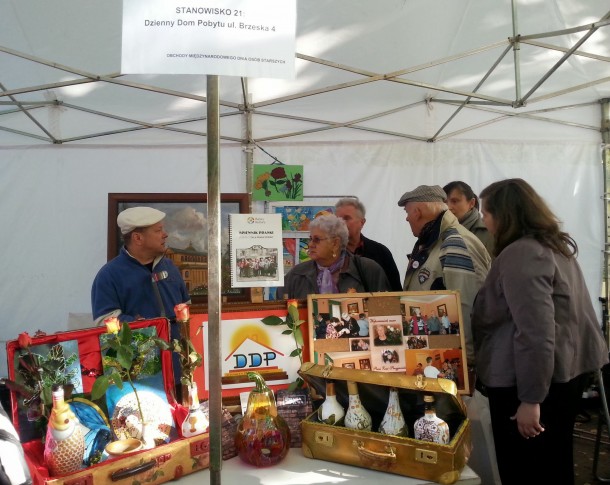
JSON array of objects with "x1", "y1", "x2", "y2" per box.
[
  {"x1": 229, "y1": 213, "x2": 284, "y2": 288},
  {"x1": 122, "y1": 0, "x2": 296, "y2": 78}
]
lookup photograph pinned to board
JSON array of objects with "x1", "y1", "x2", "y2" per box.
[
  {"x1": 229, "y1": 213, "x2": 284, "y2": 288},
  {"x1": 252, "y1": 164, "x2": 304, "y2": 202},
  {"x1": 307, "y1": 290, "x2": 472, "y2": 394}
]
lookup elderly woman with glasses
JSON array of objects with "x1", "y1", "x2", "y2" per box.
[{"x1": 282, "y1": 214, "x2": 391, "y2": 299}]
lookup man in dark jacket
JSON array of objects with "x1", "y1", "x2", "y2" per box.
[{"x1": 335, "y1": 197, "x2": 402, "y2": 290}]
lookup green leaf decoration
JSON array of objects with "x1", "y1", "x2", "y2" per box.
[
  {"x1": 117, "y1": 346, "x2": 134, "y2": 371},
  {"x1": 261, "y1": 315, "x2": 284, "y2": 326}
]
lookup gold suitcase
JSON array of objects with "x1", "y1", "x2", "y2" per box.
[{"x1": 299, "y1": 362, "x2": 471, "y2": 485}]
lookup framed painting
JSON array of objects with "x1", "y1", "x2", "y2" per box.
[
  {"x1": 266, "y1": 198, "x2": 338, "y2": 232},
  {"x1": 307, "y1": 290, "x2": 472, "y2": 395},
  {"x1": 437, "y1": 303, "x2": 448, "y2": 317},
  {"x1": 108, "y1": 193, "x2": 250, "y2": 306}
]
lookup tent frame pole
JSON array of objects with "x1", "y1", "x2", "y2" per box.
[
  {"x1": 602, "y1": 98, "x2": 610, "y2": 343},
  {"x1": 207, "y1": 74, "x2": 223, "y2": 485}
]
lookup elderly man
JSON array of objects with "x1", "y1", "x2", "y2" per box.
[
  {"x1": 398, "y1": 184, "x2": 499, "y2": 485},
  {"x1": 335, "y1": 197, "x2": 402, "y2": 291},
  {"x1": 91, "y1": 206, "x2": 190, "y2": 325},
  {"x1": 397, "y1": 184, "x2": 490, "y2": 362}
]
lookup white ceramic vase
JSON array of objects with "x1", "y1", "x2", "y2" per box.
[
  {"x1": 317, "y1": 381, "x2": 345, "y2": 426},
  {"x1": 413, "y1": 394, "x2": 450, "y2": 444},
  {"x1": 181, "y1": 382, "x2": 209, "y2": 438},
  {"x1": 379, "y1": 387, "x2": 408, "y2": 436},
  {"x1": 344, "y1": 381, "x2": 372, "y2": 431}
]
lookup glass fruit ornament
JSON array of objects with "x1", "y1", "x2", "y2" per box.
[{"x1": 235, "y1": 371, "x2": 291, "y2": 467}]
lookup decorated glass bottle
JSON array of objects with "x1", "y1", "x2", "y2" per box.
[
  {"x1": 344, "y1": 381, "x2": 372, "y2": 431},
  {"x1": 378, "y1": 387, "x2": 408, "y2": 436},
  {"x1": 235, "y1": 372, "x2": 291, "y2": 467},
  {"x1": 181, "y1": 382, "x2": 209, "y2": 438},
  {"x1": 413, "y1": 394, "x2": 450, "y2": 444},
  {"x1": 44, "y1": 384, "x2": 85, "y2": 475},
  {"x1": 317, "y1": 381, "x2": 345, "y2": 426}
]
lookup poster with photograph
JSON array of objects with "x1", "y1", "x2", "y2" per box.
[{"x1": 229, "y1": 213, "x2": 284, "y2": 288}]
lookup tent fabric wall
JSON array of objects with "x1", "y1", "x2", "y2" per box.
[{"x1": 0, "y1": 139, "x2": 603, "y2": 377}]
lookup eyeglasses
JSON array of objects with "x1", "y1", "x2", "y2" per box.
[{"x1": 307, "y1": 236, "x2": 331, "y2": 245}]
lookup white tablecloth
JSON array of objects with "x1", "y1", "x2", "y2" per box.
[{"x1": 179, "y1": 451, "x2": 481, "y2": 485}]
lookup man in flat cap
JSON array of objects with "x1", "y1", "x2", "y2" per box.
[
  {"x1": 91, "y1": 206, "x2": 190, "y2": 325},
  {"x1": 397, "y1": 185, "x2": 490, "y2": 364},
  {"x1": 398, "y1": 185, "x2": 498, "y2": 485}
]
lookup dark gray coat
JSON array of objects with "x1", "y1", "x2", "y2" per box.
[
  {"x1": 282, "y1": 254, "x2": 390, "y2": 300},
  {"x1": 472, "y1": 236, "x2": 608, "y2": 403}
]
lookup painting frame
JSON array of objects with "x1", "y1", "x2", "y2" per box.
[
  {"x1": 108, "y1": 193, "x2": 250, "y2": 307},
  {"x1": 437, "y1": 303, "x2": 448, "y2": 317}
]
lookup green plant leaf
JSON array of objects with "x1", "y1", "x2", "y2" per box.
[
  {"x1": 119, "y1": 322, "x2": 132, "y2": 346},
  {"x1": 152, "y1": 337, "x2": 170, "y2": 351},
  {"x1": 288, "y1": 306, "x2": 299, "y2": 321},
  {"x1": 290, "y1": 348, "x2": 302, "y2": 358},
  {"x1": 91, "y1": 375, "x2": 109, "y2": 400},
  {"x1": 261, "y1": 315, "x2": 284, "y2": 326},
  {"x1": 117, "y1": 346, "x2": 134, "y2": 370},
  {"x1": 109, "y1": 370, "x2": 124, "y2": 389},
  {"x1": 281, "y1": 329, "x2": 292, "y2": 335},
  {"x1": 294, "y1": 327, "x2": 304, "y2": 346}
]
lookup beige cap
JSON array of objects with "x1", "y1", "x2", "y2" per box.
[
  {"x1": 397, "y1": 185, "x2": 447, "y2": 206},
  {"x1": 117, "y1": 207, "x2": 165, "y2": 234}
]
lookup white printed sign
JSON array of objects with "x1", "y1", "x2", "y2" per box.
[{"x1": 122, "y1": 0, "x2": 296, "y2": 78}]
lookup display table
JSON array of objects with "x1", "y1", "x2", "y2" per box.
[{"x1": 180, "y1": 451, "x2": 481, "y2": 485}]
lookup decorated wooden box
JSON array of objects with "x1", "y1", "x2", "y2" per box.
[
  {"x1": 5, "y1": 318, "x2": 209, "y2": 485},
  {"x1": 299, "y1": 362, "x2": 471, "y2": 485}
]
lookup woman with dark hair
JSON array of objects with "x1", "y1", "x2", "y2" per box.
[
  {"x1": 472, "y1": 178, "x2": 608, "y2": 485},
  {"x1": 443, "y1": 180, "x2": 494, "y2": 256},
  {"x1": 282, "y1": 214, "x2": 390, "y2": 299}
]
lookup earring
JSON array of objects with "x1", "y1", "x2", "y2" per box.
[{"x1": 333, "y1": 252, "x2": 337, "y2": 258}]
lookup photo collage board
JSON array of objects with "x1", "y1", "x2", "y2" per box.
[{"x1": 307, "y1": 290, "x2": 471, "y2": 394}]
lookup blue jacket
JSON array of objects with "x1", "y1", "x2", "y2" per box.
[{"x1": 91, "y1": 247, "x2": 189, "y2": 324}]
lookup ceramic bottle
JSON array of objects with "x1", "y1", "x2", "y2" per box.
[
  {"x1": 413, "y1": 394, "x2": 450, "y2": 444},
  {"x1": 344, "y1": 381, "x2": 372, "y2": 431},
  {"x1": 378, "y1": 387, "x2": 408, "y2": 436},
  {"x1": 317, "y1": 381, "x2": 345, "y2": 426},
  {"x1": 181, "y1": 382, "x2": 209, "y2": 438},
  {"x1": 44, "y1": 384, "x2": 85, "y2": 475}
]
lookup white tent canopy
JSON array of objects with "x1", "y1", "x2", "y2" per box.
[{"x1": 1, "y1": 0, "x2": 609, "y2": 376}]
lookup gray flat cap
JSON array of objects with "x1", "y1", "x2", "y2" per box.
[
  {"x1": 397, "y1": 185, "x2": 447, "y2": 206},
  {"x1": 117, "y1": 207, "x2": 166, "y2": 234}
]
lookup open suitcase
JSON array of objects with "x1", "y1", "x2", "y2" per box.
[
  {"x1": 298, "y1": 362, "x2": 471, "y2": 485},
  {"x1": 5, "y1": 318, "x2": 209, "y2": 485}
]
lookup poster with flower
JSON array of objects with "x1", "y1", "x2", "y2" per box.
[{"x1": 253, "y1": 164, "x2": 304, "y2": 201}]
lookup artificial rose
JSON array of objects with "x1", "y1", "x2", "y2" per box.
[
  {"x1": 18, "y1": 332, "x2": 32, "y2": 349},
  {"x1": 104, "y1": 316, "x2": 120, "y2": 335},
  {"x1": 174, "y1": 303, "x2": 190, "y2": 322},
  {"x1": 270, "y1": 167, "x2": 287, "y2": 180}
]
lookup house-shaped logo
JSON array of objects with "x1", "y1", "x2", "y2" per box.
[{"x1": 222, "y1": 336, "x2": 288, "y2": 384}]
